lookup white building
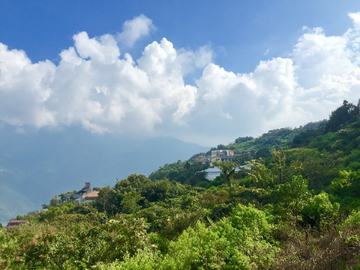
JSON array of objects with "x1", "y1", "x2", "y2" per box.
[{"x1": 196, "y1": 164, "x2": 251, "y2": 181}]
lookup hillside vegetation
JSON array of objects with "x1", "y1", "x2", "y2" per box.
[{"x1": 2, "y1": 100, "x2": 360, "y2": 269}]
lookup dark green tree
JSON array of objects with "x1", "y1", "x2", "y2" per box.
[
  {"x1": 235, "y1": 136, "x2": 254, "y2": 143},
  {"x1": 325, "y1": 100, "x2": 358, "y2": 132},
  {"x1": 274, "y1": 175, "x2": 312, "y2": 228}
]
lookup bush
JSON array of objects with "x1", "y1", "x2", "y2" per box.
[{"x1": 301, "y1": 191, "x2": 340, "y2": 229}]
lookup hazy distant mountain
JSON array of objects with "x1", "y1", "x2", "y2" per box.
[{"x1": 0, "y1": 122, "x2": 208, "y2": 225}]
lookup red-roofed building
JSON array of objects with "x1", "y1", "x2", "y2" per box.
[
  {"x1": 83, "y1": 190, "x2": 99, "y2": 200},
  {"x1": 6, "y1": 220, "x2": 28, "y2": 229},
  {"x1": 66, "y1": 193, "x2": 74, "y2": 199},
  {"x1": 73, "y1": 182, "x2": 92, "y2": 199},
  {"x1": 75, "y1": 190, "x2": 99, "y2": 202}
]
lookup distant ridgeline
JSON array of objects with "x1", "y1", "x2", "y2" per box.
[{"x1": 4, "y1": 100, "x2": 360, "y2": 269}]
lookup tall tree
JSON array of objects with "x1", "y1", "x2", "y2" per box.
[
  {"x1": 275, "y1": 175, "x2": 312, "y2": 229},
  {"x1": 325, "y1": 100, "x2": 358, "y2": 132},
  {"x1": 213, "y1": 161, "x2": 239, "y2": 186}
]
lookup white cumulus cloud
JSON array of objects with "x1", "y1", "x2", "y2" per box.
[
  {"x1": 117, "y1": 14, "x2": 156, "y2": 47},
  {"x1": 0, "y1": 30, "x2": 206, "y2": 135},
  {"x1": 1, "y1": 13, "x2": 360, "y2": 145}
]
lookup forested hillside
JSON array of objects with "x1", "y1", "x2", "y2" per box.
[
  {"x1": 2, "y1": 100, "x2": 360, "y2": 269},
  {"x1": 148, "y1": 160, "x2": 209, "y2": 187}
]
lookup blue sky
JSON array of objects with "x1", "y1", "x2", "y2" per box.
[
  {"x1": 1, "y1": 1, "x2": 360, "y2": 145},
  {"x1": 2, "y1": 1, "x2": 359, "y2": 72}
]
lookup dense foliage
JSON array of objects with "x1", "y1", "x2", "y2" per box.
[
  {"x1": 148, "y1": 160, "x2": 209, "y2": 187},
  {"x1": 2, "y1": 100, "x2": 360, "y2": 269},
  {"x1": 226, "y1": 120, "x2": 327, "y2": 156}
]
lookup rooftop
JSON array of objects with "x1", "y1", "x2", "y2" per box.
[
  {"x1": 82, "y1": 190, "x2": 99, "y2": 199},
  {"x1": 8, "y1": 220, "x2": 28, "y2": 224},
  {"x1": 6, "y1": 220, "x2": 28, "y2": 229}
]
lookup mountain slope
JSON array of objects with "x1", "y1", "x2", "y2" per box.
[{"x1": 0, "y1": 123, "x2": 208, "y2": 224}]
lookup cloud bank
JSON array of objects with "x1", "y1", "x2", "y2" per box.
[{"x1": 1, "y1": 13, "x2": 360, "y2": 145}]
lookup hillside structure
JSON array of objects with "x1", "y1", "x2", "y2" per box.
[
  {"x1": 75, "y1": 190, "x2": 99, "y2": 203},
  {"x1": 6, "y1": 220, "x2": 28, "y2": 229},
  {"x1": 211, "y1": 150, "x2": 234, "y2": 157},
  {"x1": 73, "y1": 182, "x2": 92, "y2": 199},
  {"x1": 193, "y1": 150, "x2": 239, "y2": 166},
  {"x1": 196, "y1": 164, "x2": 251, "y2": 181},
  {"x1": 71, "y1": 182, "x2": 99, "y2": 202}
]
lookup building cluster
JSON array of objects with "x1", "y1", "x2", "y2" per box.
[
  {"x1": 192, "y1": 149, "x2": 253, "y2": 181},
  {"x1": 192, "y1": 149, "x2": 239, "y2": 165},
  {"x1": 5, "y1": 182, "x2": 100, "y2": 230}
]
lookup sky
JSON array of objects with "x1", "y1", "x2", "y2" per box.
[{"x1": 1, "y1": 1, "x2": 360, "y2": 146}]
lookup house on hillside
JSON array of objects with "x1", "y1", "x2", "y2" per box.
[
  {"x1": 73, "y1": 182, "x2": 92, "y2": 199},
  {"x1": 197, "y1": 166, "x2": 223, "y2": 181},
  {"x1": 66, "y1": 182, "x2": 99, "y2": 202},
  {"x1": 66, "y1": 193, "x2": 74, "y2": 200},
  {"x1": 209, "y1": 155, "x2": 222, "y2": 166},
  {"x1": 75, "y1": 190, "x2": 99, "y2": 203},
  {"x1": 208, "y1": 150, "x2": 236, "y2": 165},
  {"x1": 196, "y1": 164, "x2": 251, "y2": 181},
  {"x1": 6, "y1": 220, "x2": 28, "y2": 229},
  {"x1": 211, "y1": 150, "x2": 234, "y2": 157}
]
